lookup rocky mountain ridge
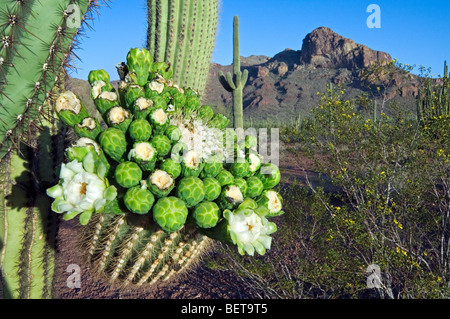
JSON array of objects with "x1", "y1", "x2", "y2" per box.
[
  {"x1": 67, "y1": 27, "x2": 421, "y2": 125},
  {"x1": 203, "y1": 26, "x2": 419, "y2": 124}
]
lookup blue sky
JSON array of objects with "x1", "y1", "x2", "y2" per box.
[{"x1": 70, "y1": 0, "x2": 450, "y2": 81}]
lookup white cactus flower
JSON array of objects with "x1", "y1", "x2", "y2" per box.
[
  {"x1": 78, "y1": 117, "x2": 97, "y2": 130},
  {"x1": 92, "y1": 80, "x2": 106, "y2": 99},
  {"x1": 108, "y1": 106, "x2": 129, "y2": 124},
  {"x1": 224, "y1": 208, "x2": 277, "y2": 256},
  {"x1": 136, "y1": 97, "x2": 154, "y2": 111},
  {"x1": 98, "y1": 91, "x2": 117, "y2": 101},
  {"x1": 151, "y1": 108, "x2": 168, "y2": 125},
  {"x1": 47, "y1": 160, "x2": 117, "y2": 220},
  {"x1": 149, "y1": 81, "x2": 165, "y2": 94},
  {"x1": 56, "y1": 91, "x2": 81, "y2": 114},
  {"x1": 129, "y1": 142, "x2": 156, "y2": 161}
]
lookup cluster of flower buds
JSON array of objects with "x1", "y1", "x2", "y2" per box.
[{"x1": 47, "y1": 48, "x2": 283, "y2": 256}]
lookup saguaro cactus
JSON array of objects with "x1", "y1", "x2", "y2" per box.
[
  {"x1": 417, "y1": 60, "x2": 450, "y2": 122},
  {"x1": 218, "y1": 16, "x2": 248, "y2": 129},
  {"x1": 47, "y1": 48, "x2": 282, "y2": 286},
  {"x1": 146, "y1": 0, "x2": 219, "y2": 97},
  {"x1": 0, "y1": 0, "x2": 110, "y2": 299}
]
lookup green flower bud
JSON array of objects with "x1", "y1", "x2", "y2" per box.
[
  {"x1": 152, "y1": 197, "x2": 188, "y2": 233},
  {"x1": 200, "y1": 154, "x2": 223, "y2": 178},
  {"x1": 245, "y1": 176, "x2": 264, "y2": 198},
  {"x1": 106, "y1": 106, "x2": 132, "y2": 133},
  {"x1": 151, "y1": 134, "x2": 172, "y2": 158},
  {"x1": 176, "y1": 176, "x2": 205, "y2": 208},
  {"x1": 114, "y1": 161, "x2": 142, "y2": 188},
  {"x1": 256, "y1": 163, "x2": 281, "y2": 189},
  {"x1": 183, "y1": 95, "x2": 201, "y2": 119},
  {"x1": 234, "y1": 177, "x2": 248, "y2": 197},
  {"x1": 148, "y1": 169, "x2": 175, "y2": 198},
  {"x1": 197, "y1": 105, "x2": 214, "y2": 123},
  {"x1": 245, "y1": 134, "x2": 258, "y2": 150},
  {"x1": 238, "y1": 198, "x2": 258, "y2": 210},
  {"x1": 216, "y1": 169, "x2": 234, "y2": 187},
  {"x1": 202, "y1": 177, "x2": 221, "y2": 202},
  {"x1": 124, "y1": 186, "x2": 155, "y2": 215},
  {"x1": 218, "y1": 185, "x2": 244, "y2": 211},
  {"x1": 256, "y1": 190, "x2": 284, "y2": 217},
  {"x1": 152, "y1": 62, "x2": 173, "y2": 81},
  {"x1": 165, "y1": 125, "x2": 182, "y2": 144},
  {"x1": 94, "y1": 91, "x2": 118, "y2": 116},
  {"x1": 128, "y1": 142, "x2": 157, "y2": 172},
  {"x1": 125, "y1": 85, "x2": 146, "y2": 109},
  {"x1": 55, "y1": 91, "x2": 90, "y2": 127},
  {"x1": 126, "y1": 48, "x2": 153, "y2": 86},
  {"x1": 98, "y1": 127, "x2": 127, "y2": 163},
  {"x1": 229, "y1": 160, "x2": 250, "y2": 178},
  {"x1": 128, "y1": 119, "x2": 153, "y2": 142},
  {"x1": 73, "y1": 117, "x2": 102, "y2": 140},
  {"x1": 88, "y1": 69, "x2": 110, "y2": 85},
  {"x1": 160, "y1": 158, "x2": 182, "y2": 179},
  {"x1": 209, "y1": 113, "x2": 230, "y2": 130},
  {"x1": 193, "y1": 202, "x2": 220, "y2": 229},
  {"x1": 168, "y1": 89, "x2": 186, "y2": 110}
]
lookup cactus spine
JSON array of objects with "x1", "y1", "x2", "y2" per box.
[
  {"x1": 146, "y1": 0, "x2": 219, "y2": 97},
  {"x1": 0, "y1": 0, "x2": 110, "y2": 298},
  {"x1": 218, "y1": 16, "x2": 248, "y2": 129}
]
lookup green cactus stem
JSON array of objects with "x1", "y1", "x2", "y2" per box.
[
  {"x1": 0, "y1": 0, "x2": 108, "y2": 161},
  {"x1": 146, "y1": 0, "x2": 219, "y2": 97},
  {"x1": 218, "y1": 16, "x2": 249, "y2": 129},
  {"x1": 0, "y1": 112, "x2": 61, "y2": 299}
]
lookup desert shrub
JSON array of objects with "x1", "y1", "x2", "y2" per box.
[{"x1": 294, "y1": 86, "x2": 450, "y2": 298}]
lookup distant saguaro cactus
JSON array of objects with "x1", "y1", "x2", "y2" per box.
[
  {"x1": 417, "y1": 60, "x2": 450, "y2": 122},
  {"x1": 146, "y1": 0, "x2": 219, "y2": 97},
  {"x1": 218, "y1": 16, "x2": 248, "y2": 129}
]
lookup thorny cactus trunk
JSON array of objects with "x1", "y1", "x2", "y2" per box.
[
  {"x1": 146, "y1": 0, "x2": 219, "y2": 97},
  {"x1": 81, "y1": 214, "x2": 208, "y2": 286},
  {"x1": 0, "y1": 0, "x2": 110, "y2": 298}
]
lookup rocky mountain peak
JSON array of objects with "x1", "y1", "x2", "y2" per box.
[{"x1": 299, "y1": 26, "x2": 391, "y2": 70}]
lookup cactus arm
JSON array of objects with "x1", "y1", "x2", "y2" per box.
[{"x1": 218, "y1": 16, "x2": 248, "y2": 129}]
